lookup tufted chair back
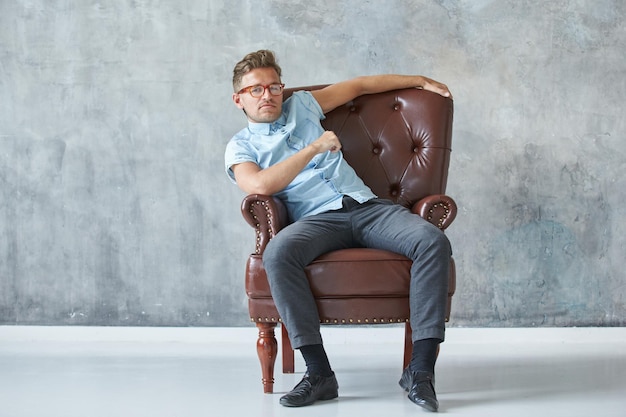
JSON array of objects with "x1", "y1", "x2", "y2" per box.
[
  {"x1": 312, "y1": 86, "x2": 453, "y2": 209},
  {"x1": 241, "y1": 86, "x2": 456, "y2": 393}
]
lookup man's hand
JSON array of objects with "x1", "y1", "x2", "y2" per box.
[
  {"x1": 311, "y1": 131, "x2": 342, "y2": 153},
  {"x1": 419, "y1": 76, "x2": 453, "y2": 99}
]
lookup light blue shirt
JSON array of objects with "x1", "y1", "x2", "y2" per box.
[{"x1": 225, "y1": 91, "x2": 376, "y2": 221}]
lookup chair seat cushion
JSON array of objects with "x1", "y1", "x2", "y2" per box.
[{"x1": 246, "y1": 248, "x2": 412, "y2": 299}]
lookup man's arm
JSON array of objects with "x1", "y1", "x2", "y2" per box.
[
  {"x1": 311, "y1": 74, "x2": 452, "y2": 114},
  {"x1": 231, "y1": 131, "x2": 342, "y2": 195}
]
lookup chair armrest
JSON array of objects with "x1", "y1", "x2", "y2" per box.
[
  {"x1": 241, "y1": 194, "x2": 289, "y2": 254},
  {"x1": 412, "y1": 194, "x2": 457, "y2": 230}
]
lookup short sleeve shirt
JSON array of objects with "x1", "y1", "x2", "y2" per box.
[{"x1": 224, "y1": 91, "x2": 376, "y2": 221}]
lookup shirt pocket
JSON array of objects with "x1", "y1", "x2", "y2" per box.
[{"x1": 287, "y1": 118, "x2": 323, "y2": 151}]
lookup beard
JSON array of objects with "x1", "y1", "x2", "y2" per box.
[{"x1": 244, "y1": 100, "x2": 282, "y2": 124}]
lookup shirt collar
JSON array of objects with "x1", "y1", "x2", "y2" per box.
[{"x1": 248, "y1": 113, "x2": 287, "y2": 135}]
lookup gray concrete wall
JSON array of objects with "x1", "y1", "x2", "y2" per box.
[{"x1": 1, "y1": 1, "x2": 624, "y2": 327}]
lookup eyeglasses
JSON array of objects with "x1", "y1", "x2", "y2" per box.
[{"x1": 237, "y1": 83, "x2": 285, "y2": 98}]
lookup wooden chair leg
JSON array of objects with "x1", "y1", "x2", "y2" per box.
[
  {"x1": 403, "y1": 322, "x2": 413, "y2": 370},
  {"x1": 256, "y1": 322, "x2": 278, "y2": 393},
  {"x1": 281, "y1": 323, "x2": 295, "y2": 373}
]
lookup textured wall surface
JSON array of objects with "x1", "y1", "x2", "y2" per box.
[{"x1": 1, "y1": 1, "x2": 624, "y2": 327}]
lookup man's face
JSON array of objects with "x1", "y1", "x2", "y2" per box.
[{"x1": 233, "y1": 67, "x2": 283, "y2": 123}]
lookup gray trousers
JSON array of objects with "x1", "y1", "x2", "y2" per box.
[{"x1": 263, "y1": 197, "x2": 451, "y2": 349}]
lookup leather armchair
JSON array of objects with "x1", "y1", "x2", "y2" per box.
[{"x1": 241, "y1": 86, "x2": 456, "y2": 393}]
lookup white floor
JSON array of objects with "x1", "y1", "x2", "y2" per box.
[{"x1": 0, "y1": 326, "x2": 625, "y2": 417}]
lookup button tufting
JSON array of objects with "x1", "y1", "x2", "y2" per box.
[{"x1": 372, "y1": 146, "x2": 380, "y2": 154}]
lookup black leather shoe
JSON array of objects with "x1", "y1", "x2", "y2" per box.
[
  {"x1": 399, "y1": 367, "x2": 438, "y2": 412},
  {"x1": 279, "y1": 372, "x2": 339, "y2": 407}
]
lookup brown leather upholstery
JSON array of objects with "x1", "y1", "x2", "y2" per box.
[{"x1": 241, "y1": 86, "x2": 456, "y2": 393}]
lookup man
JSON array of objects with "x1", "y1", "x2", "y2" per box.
[{"x1": 225, "y1": 50, "x2": 452, "y2": 411}]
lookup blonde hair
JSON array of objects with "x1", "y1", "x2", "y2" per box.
[{"x1": 232, "y1": 50, "x2": 282, "y2": 92}]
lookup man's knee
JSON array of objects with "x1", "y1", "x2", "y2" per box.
[
  {"x1": 432, "y1": 228, "x2": 451, "y2": 253},
  {"x1": 414, "y1": 226, "x2": 451, "y2": 260},
  {"x1": 263, "y1": 232, "x2": 310, "y2": 271},
  {"x1": 263, "y1": 236, "x2": 288, "y2": 269}
]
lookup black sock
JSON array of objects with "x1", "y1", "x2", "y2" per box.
[
  {"x1": 410, "y1": 338, "x2": 441, "y2": 374},
  {"x1": 299, "y1": 344, "x2": 333, "y2": 377}
]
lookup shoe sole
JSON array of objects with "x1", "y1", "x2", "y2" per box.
[
  {"x1": 279, "y1": 392, "x2": 338, "y2": 407},
  {"x1": 408, "y1": 395, "x2": 438, "y2": 412}
]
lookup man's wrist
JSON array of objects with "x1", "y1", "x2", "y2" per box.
[{"x1": 414, "y1": 75, "x2": 426, "y2": 89}]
